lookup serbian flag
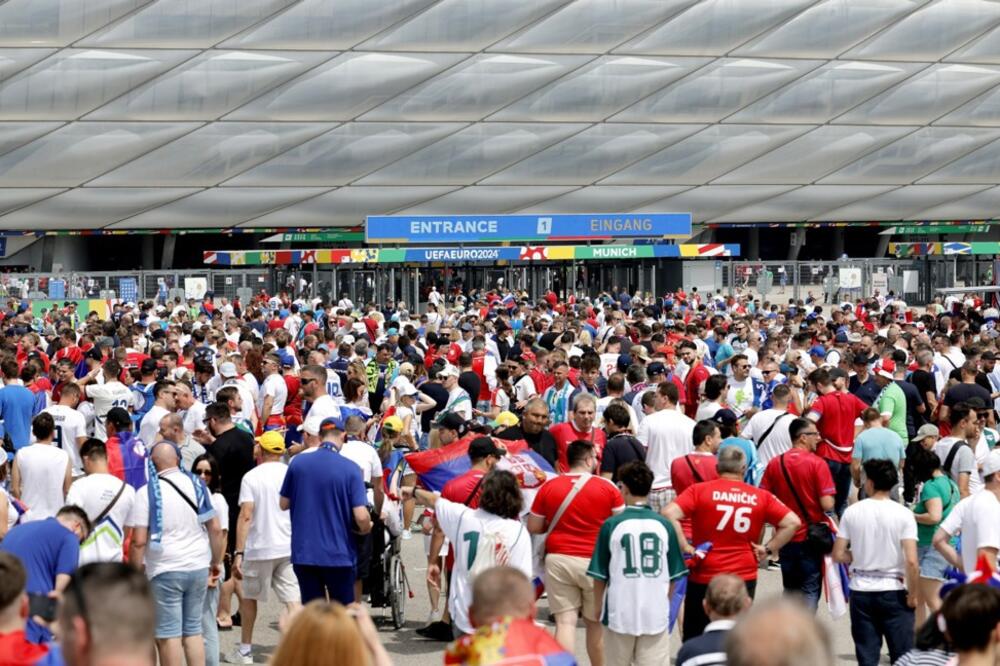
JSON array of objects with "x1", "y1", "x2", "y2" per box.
[
  {"x1": 445, "y1": 617, "x2": 576, "y2": 665},
  {"x1": 822, "y1": 515, "x2": 849, "y2": 618},
  {"x1": 405, "y1": 435, "x2": 555, "y2": 493}
]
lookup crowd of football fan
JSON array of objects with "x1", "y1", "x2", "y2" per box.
[{"x1": 3, "y1": 284, "x2": 1000, "y2": 665}]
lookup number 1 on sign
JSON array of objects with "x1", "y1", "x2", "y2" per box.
[{"x1": 715, "y1": 505, "x2": 752, "y2": 533}]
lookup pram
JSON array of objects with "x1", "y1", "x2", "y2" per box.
[{"x1": 364, "y1": 515, "x2": 411, "y2": 629}]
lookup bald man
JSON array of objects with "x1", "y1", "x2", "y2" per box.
[
  {"x1": 677, "y1": 575, "x2": 751, "y2": 666},
  {"x1": 725, "y1": 598, "x2": 834, "y2": 666},
  {"x1": 447, "y1": 567, "x2": 573, "y2": 663}
]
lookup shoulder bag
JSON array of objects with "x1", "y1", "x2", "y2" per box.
[{"x1": 778, "y1": 454, "x2": 833, "y2": 556}]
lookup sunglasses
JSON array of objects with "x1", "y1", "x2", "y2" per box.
[
  {"x1": 195, "y1": 468, "x2": 213, "y2": 477},
  {"x1": 300, "y1": 377, "x2": 317, "y2": 385}
]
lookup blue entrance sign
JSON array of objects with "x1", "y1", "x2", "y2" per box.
[{"x1": 365, "y1": 213, "x2": 692, "y2": 244}]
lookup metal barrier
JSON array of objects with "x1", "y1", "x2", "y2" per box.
[{"x1": 0, "y1": 270, "x2": 274, "y2": 303}]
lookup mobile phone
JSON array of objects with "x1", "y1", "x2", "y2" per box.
[{"x1": 28, "y1": 593, "x2": 57, "y2": 622}]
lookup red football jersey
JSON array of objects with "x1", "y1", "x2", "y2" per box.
[
  {"x1": 549, "y1": 422, "x2": 607, "y2": 474},
  {"x1": 675, "y1": 478, "x2": 792, "y2": 583},
  {"x1": 809, "y1": 391, "x2": 867, "y2": 464}
]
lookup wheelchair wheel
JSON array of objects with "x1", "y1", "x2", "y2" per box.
[{"x1": 390, "y1": 554, "x2": 406, "y2": 629}]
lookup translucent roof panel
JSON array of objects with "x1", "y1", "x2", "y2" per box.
[
  {"x1": 728, "y1": 60, "x2": 925, "y2": 124},
  {"x1": 0, "y1": 187, "x2": 202, "y2": 229},
  {"x1": 0, "y1": 189, "x2": 67, "y2": 217},
  {"x1": 819, "y1": 127, "x2": 1000, "y2": 184},
  {"x1": 0, "y1": 123, "x2": 65, "y2": 159},
  {"x1": 108, "y1": 187, "x2": 331, "y2": 228},
  {"x1": 490, "y1": 56, "x2": 707, "y2": 122},
  {"x1": 483, "y1": 124, "x2": 705, "y2": 185},
  {"x1": 716, "y1": 126, "x2": 916, "y2": 184},
  {"x1": 490, "y1": 0, "x2": 697, "y2": 54},
  {"x1": 612, "y1": 58, "x2": 820, "y2": 123},
  {"x1": 734, "y1": 0, "x2": 926, "y2": 59},
  {"x1": 225, "y1": 52, "x2": 465, "y2": 121},
  {"x1": 814, "y1": 184, "x2": 992, "y2": 220},
  {"x1": 949, "y1": 22, "x2": 1000, "y2": 64},
  {"x1": 618, "y1": 0, "x2": 816, "y2": 56},
  {"x1": 0, "y1": 49, "x2": 57, "y2": 82},
  {"x1": 81, "y1": 0, "x2": 297, "y2": 48},
  {"x1": 515, "y1": 186, "x2": 691, "y2": 213},
  {"x1": 646, "y1": 185, "x2": 800, "y2": 223},
  {"x1": 709, "y1": 185, "x2": 899, "y2": 222},
  {"x1": 357, "y1": 123, "x2": 587, "y2": 185},
  {"x1": 836, "y1": 63, "x2": 1000, "y2": 124},
  {"x1": 226, "y1": 123, "x2": 465, "y2": 186},
  {"x1": 87, "y1": 51, "x2": 331, "y2": 121},
  {"x1": 395, "y1": 186, "x2": 578, "y2": 215},
  {"x1": 91, "y1": 123, "x2": 333, "y2": 186},
  {"x1": 241, "y1": 186, "x2": 459, "y2": 227},
  {"x1": 362, "y1": 54, "x2": 590, "y2": 121},
  {"x1": 0, "y1": 49, "x2": 194, "y2": 120},
  {"x1": 935, "y1": 85, "x2": 1000, "y2": 126},
  {"x1": 909, "y1": 185, "x2": 1000, "y2": 218},
  {"x1": 845, "y1": 0, "x2": 1000, "y2": 61},
  {"x1": 604, "y1": 124, "x2": 812, "y2": 185},
  {"x1": 0, "y1": 122, "x2": 200, "y2": 187},
  {"x1": 222, "y1": 0, "x2": 437, "y2": 50},
  {"x1": 359, "y1": 0, "x2": 572, "y2": 52},
  {"x1": 920, "y1": 137, "x2": 1000, "y2": 183},
  {"x1": 0, "y1": 0, "x2": 147, "y2": 47}
]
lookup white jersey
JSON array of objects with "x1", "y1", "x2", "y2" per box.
[
  {"x1": 221, "y1": 379, "x2": 256, "y2": 425},
  {"x1": 259, "y1": 374, "x2": 287, "y2": 416},
  {"x1": 341, "y1": 439, "x2": 383, "y2": 506},
  {"x1": 237, "y1": 462, "x2": 291, "y2": 561},
  {"x1": 939, "y1": 491, "x2": 1000, "y2": 574},
  {"x1": 325, "y1": 369, "x2": 344, "y2": 404},
  {"x1": 138, "y1": 405, "x2": 170, "y2": 449},
  {"x1": 637, "y1": 408, "x2": 696, "y2": 490},
  {"x1": 433, "y1": 497, "x2": 532, "y2": 635},
  {"x1": 305, "y1": 394, "x2": 340, "y2": 423},
  {"x1": 86, "y1": 381, "x2": 133, "y2": 441},
  {"x1": 67, "y1": 473, "x2": 136, "y2": 564},
  {"x1": 15, "y1": 444, "x2": 69, "y2": 522},
  {"x1": 742, "y1": 408, "x2": 795, "y2": 466},
  {"x1": 43, "y1": 404, "x2": 88, "y2": 477}
]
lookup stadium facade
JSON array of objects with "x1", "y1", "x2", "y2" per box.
[{"x1": 2, "y1": 0, "x2": 1000, "y2": 268}]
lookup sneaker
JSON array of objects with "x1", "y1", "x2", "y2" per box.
[
  {"x1": 416, "y1": 620, "x2": 453, "y2": 642},
  {"x1": 767, "y1": 559, "x2": 781, "y2": 571},
  {"x1": 222, "y1": 648, "x2": 252, "y2": 664},
  {"x1": 426, "y1": 609, "x2": 441, "y2": 624},
  {"x1": 401, "y1": 530, "x2": 413, "y2": 540}
]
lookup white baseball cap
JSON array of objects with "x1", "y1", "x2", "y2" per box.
[{"x1": 983, "y1": 449, "x2": 1000, "y2": 478}]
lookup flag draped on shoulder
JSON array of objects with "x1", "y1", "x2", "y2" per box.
[{"x1": 405, "y1": 435, "x2": 555, "y2": 493}]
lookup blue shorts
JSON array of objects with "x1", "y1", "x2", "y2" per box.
[
  {"x1": 918, "y1": 544, "x2": 950, "y2": 581},
  {"x1": 150, "y1": 569, "x2": 209, "y2": 639}
]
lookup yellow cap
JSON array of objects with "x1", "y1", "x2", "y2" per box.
[
  {"x1": 255, "y1": 430, "x2": 286, "y2": 454},
  {"x1": 382, "y1": 415, "x2": 404, "y2": 433}
]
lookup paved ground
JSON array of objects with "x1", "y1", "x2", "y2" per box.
[{"x1": 217, "y1": 535, "x2": 886, "y2": 665}]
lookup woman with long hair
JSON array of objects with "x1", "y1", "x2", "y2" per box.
[
  {"x1": 910, "y1": 445, "x2": 960, "y2": 625},
  {"x1": 403, "y1": 467, "x2": 532, "y2": 637},
  {"x1": 191, "y1": 454, "x2": 229, "y2": 664},
  {"x1": 270, "y1": 601, "x2": 391, "y2": 666}
]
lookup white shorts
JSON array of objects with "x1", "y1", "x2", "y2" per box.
[
  {"x1": 424, "y1": 533, "x2": 449, "y2": 558},
  {"x1": 241, "y1": 557, "x2": 300, "y2": 604}
]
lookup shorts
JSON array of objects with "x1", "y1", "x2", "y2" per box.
[
  {"x1": 918, "y1": 544, "x2": 950, "y2": 581},
  {"x1": 424, "y1": 532, "x2": 449, "y2": 558},
  {"x1": 544, "y1": 553, "x2": 597, "y2": 621},
  {"x1": 604, "y1": 628, "x2": 670, "y2": 666},
  {"x1": 355, "y1": 532, "x2": 374, "y2": 580},
  {"x1": 242, "y1": 557, "x2": 300, "y2": 604},
  {"x1": 648, "y1": 488, "x2": 675, "y2": 514},
  {"x1": 150, "y1": 569, "x2": 209, "y2": 639}
]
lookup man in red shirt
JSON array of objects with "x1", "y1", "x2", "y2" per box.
[
  {"x1": 549, "y1": 394, "x2": 607, "y2": 473},
  {"x1": 760, "y1": 417, "x2": 836, "y2": 611},
  {"x1": 528, "y1": 440, "x2": 624, "y2": 666},
  {"x1": 421, "y1": 437, "x2": 505, "y2": 641},
  {"x1": 806, "y1": 368, "x2": 867, "y2": 517},
  {"x1": 665, "y1": 446, "x2": 799, "y2": 639},
  {"x1": 670, "y1": 419, "x2": 721, "y2": 540},
  {"x1": 53, "y1": 329, "x2": 83, "y2": 367},
  {"x1": 679, "y1": 341, "x2": 710, "y2": 419}
]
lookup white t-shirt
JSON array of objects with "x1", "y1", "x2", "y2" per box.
[
  {"x1": 67, "y1": 473, "x2": 136, "y2": 565},
  {"x1": 725, "y1": 377, "x2": 756, "y2": 416},
  {"x1": 695, "y1": 400, "x2": 724, "y2": 422},
  {"x1": 259, "y1": 374, "x2": 287, "y2": 416},
  {"x1": 237, "y1": 462, "x2": 292, "y2": 561},
  {"x1": 43, "y1": 404, "x2": 88, "y2": 477},
  {"x1": 396, "y1": 404, "x2": 421, "y2": 440},
  {"x1": 1, "y1": 487, "x2": 17, "y2": 531},
  {"x1": 15, "y1": 444, "x2": 69, "y2": 522},
  {"x1": 839, "y1": 497, "x2": 917, "y2": 592},
  {"x1": 138, "y1": 405, "x2": 170, "y2": 448},
  {"x1": 340, "y1": 439, "x2": 383, "y2": 506},
  {"x1": 86, "y1": 381, "x2": 133, "y2": 441},
  {"x1": 637, "y1": 408, "x2": 696, "y2": 489},
  {"x1": 221, "y1": 379, "x2": 257, "y2": 425},
  {"x1": 742, "y1": 409, "x2": 794, "y2": 466},
  {"x1": 939, "y1": 491, "x2": 1000, "y2": 574},
  {"x1": 128, "y1": 469, "x2": 212, "y2": 579},
  {"x1": 306, "y1": 394, "x2": 341, "y2": 423},
  {"x1": 446, "y1": 387, "x2": 473, "y2": 420},
  {"x1": 182, "y1": 401, "x2": 207, "y2": 436},
  {"x1": 433, "y1": 497, "x2": 532, "y2": 635},
  {"x1": 325, "y1": 369, "x2": 344, "y2": 404},
  {"x1": 513, "y1": 375, "x2": 536, "y2": 404}
]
